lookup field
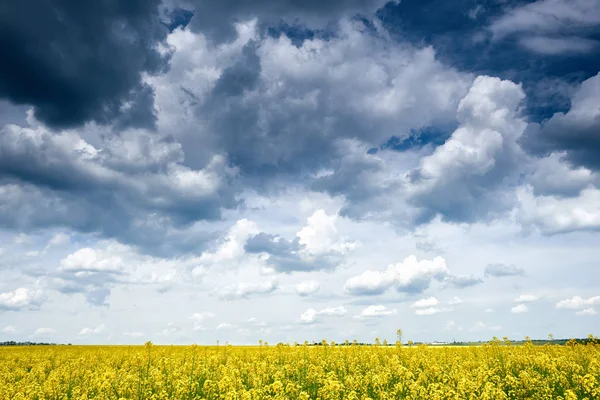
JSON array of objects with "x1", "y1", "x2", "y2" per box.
[{"x1": 1, "y1": 341, "x2": 599, "y2": 400}]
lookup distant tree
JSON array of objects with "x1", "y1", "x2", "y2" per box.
[{"x1": 396, "y1": 329, "x2": 403, "y2": 344}]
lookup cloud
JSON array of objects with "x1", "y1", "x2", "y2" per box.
[
  {"x1": 518, "y1": 36, "x2": 598, "y2": 55},
  {"x1": 1, "y1": 325, "x2": 18, "y2": 334},
  {"x1": 520, "y1": 73, "x2": 600, "y2": 171},
  {"x1": 0, "y1": 287, "x2": 44, "y2": 311},
  {"x1": 193, "y1": 219, "x2": 261, "y2": 273},
  {"x1": 53, "y1": 243, "x2": 130, "y2": 307},
  {"x1": 511, "y1": 304, "x2": 529, "y2": 314},
  {"x1": 354, "y1": 305, "x2": 397, "y2": 318},
  {"x1": 406, "y1": 75, "x2": 527, "y2": 223},
  {"x1": 310, "y1": 140, "x2": 399, "y2": 221},
  {"x1": 0, "y1": 0, "x2": 169, "y2": 128},
  {"x1": 415, "y1": 307, "x2": 451, "y2": 316},
  {"x1": 0, "y1": 14, "x2": 475, "y2": 258},
  {"x1": 216, "y1": 279, "x2": 279, "y2": 300},
  {"x1": 527, "y1": 152, "x2": 596, "y2": 198},
  {"x1": 191, "y1": 312, "x2": 218, "y2": 330},
  {"x1": 295, "y1": 280, "x2": 320, "y2": 296},
  {"x1": 61, "y1": 248, "x2": 126, "y2": 274},
  {"x1": 411, "y1": 297, "x2": 439, "y2": 308},
  {"x1": 514, "y1": 294, "x2": 538, "y2": 303},
  {"x1": 556, "y1": 296, "x2": 600, "y2": 309},
  {"x1": 300, "y1": 308, "x2": 317, "y2": 324},
  {"x1": 158, "y1": 322, "x2": 181, "y2": 337},
  {"x1": 443, "y1": 320, "x2": 457, "y2": 331},
  {"x1": 185, "y1": 0, "x2": 390, "y2": 42},
  {"x1": 52, "y1": 240, "x2": 211, "y2": 306},
  {"x1": 517, "y1": 186, "x2": 600, "y2": 234},
  {"x1": 576, "y1": 308, "x2": 597, "y2": 316},
  {"x1": 344, "y1": 255, "x2": 449, "y2": 295},
  {"x1": 32, "y1": 328, "x2": 56, "y2": 337},
  {"x1": 175, "y1": 19, "x2": 471, "y2": 183},
  {"x1": 0, "y1": 124, "x2": 239, "y2": 253},
  {"x1": 216, "y1": 323, "x2": 237, "y2": 330},
  {"x1": 245, "y1": 210, "x2": 355, "y2": 272},
  {"x1": 299, "y1": 306, "x2": 347, "y2": 324},
  {"x1": 79, "y1": 324, "x2": 106, "y2": 336},
  {"x1": 190, "y1": 312, "x2": 217, "y2": 322},
  {"x1": 484, "y1": 263, "x2": 526, "y2": 278},
  {"x1": 47, "y1": 233, "x2": 70, "y2": 248},
  {"x1": 489, "y1": 0, "x2": 600, "y2": 44},
  {"x1": 13, "y1": 233, "x2": 32, "y2": 245},
  {"x1": 448, "y1": 297, "x2": 463, "y2": 305},
  {"x1": 442, "y1": 275, "x2": 483, "y2": 289}
]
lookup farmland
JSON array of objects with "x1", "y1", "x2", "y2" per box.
[{"x1": 1, "y1": 340, "x2": 599, "y2": 399}]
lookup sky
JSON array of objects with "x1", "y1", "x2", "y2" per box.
[{"x1": 1, "y1": 0, "x2": 599, "y2": 345}]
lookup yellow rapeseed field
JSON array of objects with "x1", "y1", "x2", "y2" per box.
[{"x1": 1, "y1": 340, "x2": 599, "y2": 400}]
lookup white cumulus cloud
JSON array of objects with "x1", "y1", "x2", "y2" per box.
[
  {"x1": 411, "y1": 297, "x2": 439, "y2": 308},
  {"x1": 295, "y1": 280, "x2": 320, "y2": 296},
  {"x1": 299, "y1": 306, "x2": 347, "y2": 324},
  {"x1": 216, "y1": 278, "x2": 279, "y2": 300},
  {"x1": 511, "y1": 304, "x2": 529, "y2": 314},
  {"x1": 344, "y1": 255, "x2": 449, "y2": 295},
  {"x1": 79, "y1": 324, "x2": 106, "y2": 336},
  {"x1": 576, "y1": 308, "x2": 597, "y2": 316},
  {"x1": 355, "y1": 305, "x2": 397, "y2": 318},
  {"x1": 0, "y1": 287, "x2": 45, "y2": 311},
  {"x1": 514, "y1": 294, "x2": 538, "y2": 303},
  {"x1": 556, "y1": 296, "x2": 600, "y2": 309}
]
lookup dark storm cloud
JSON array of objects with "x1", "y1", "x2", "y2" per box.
[
  {"x1": 310, "y1": 141, "x2": 404, "y2": 222},
  {"x1": 520, "y1": 73, "x2": 600, "y2": 171},
  {"x1": 185, "y1": 0, "x2": 391, "y2": 43},
  {"x1": 311, "y1": 146, "x2": 385, "y2": 205},
  {"x1": 0, "y1": 125, "x2": 236, "y2": 255},
  {"x1": 0, "y1": 0, "x2": 169, "y2": 129},
  {"x1": 0, "y1": 180, "x2": 218, "y2": 257},
  {"x1": 193, "y1": 22, "x2": 469, "y2": 187},
  {"x1": 200, "y1": 50, "x2": 340, "y2": 178},
  {"x1": 211, "y1": 42, "x2": 262, "y2": 97},
  {"x1": 267, "y1": 24, "x2": 318, "y2": 47},
  {"x1": 161, "y1": 7, "x2": 195, "y2": 32}
]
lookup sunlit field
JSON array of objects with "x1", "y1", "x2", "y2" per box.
[{"x1": 1, "y1": 340, "x2": 599, "y2": 400}]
